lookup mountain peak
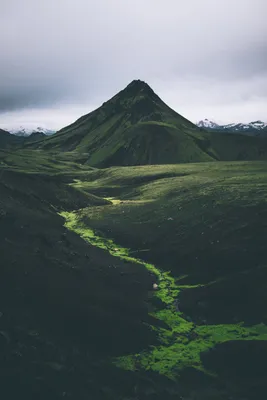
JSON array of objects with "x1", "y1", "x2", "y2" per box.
[
  {"x1": 97, "y1": 79, "x2": 162, "y2": 118},
  {"x1": 197, "y1": 119, "x2": 219, "y2": 129},
  {"x1": 126, "y1": 79, "x2": 149, "y2": 88},
  {"x1": 123, "y1": 79, "x2": 156, "y2": 97}
]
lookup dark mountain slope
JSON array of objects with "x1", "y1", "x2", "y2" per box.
[
  {"x1": 201, "y1": 130, "x2": 267, "y2": 161},
  {"x1": 0, "y1": 128, "x2": 10, "y2": 135},
  {"x1": 0, "y1": 128, "x2": 23, "y2": 149}
]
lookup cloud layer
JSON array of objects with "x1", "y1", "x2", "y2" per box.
[{"x1": 1, "y1": 0, "x2": 266, "y2": 128}]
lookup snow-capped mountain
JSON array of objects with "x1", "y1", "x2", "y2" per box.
[
  {"x1": 2, "y1": 126, "x2": 55, "y2": 137},
  {"x1": 197, "y1": 119, "x2": 220, "y2": 129},
  {"x1": 197, "y1": 119, "x2": 267, "y2": 136}
]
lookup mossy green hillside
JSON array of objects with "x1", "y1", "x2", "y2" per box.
[
  {"x1": 0, "y1": 148, "x2": 93, "y2": 174},
  {"x1": 28, "y1": 80, "x2": 267, "y2": 166}
]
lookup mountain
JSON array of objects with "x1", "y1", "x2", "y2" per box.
[
  {"x1": 33, "y1": 80, "x2": 214, "y2": 166},
  {"x1": 32, "y1": 80, "x2": 267, "y2": 166},
  {"x1": 24, "y1": 131, "x2": 46, "y2": 142},
  {"x1": 7, "y1": 126, "x2": 55, "y2": 137},
  {"x1": 197, "y1": 119, "x2": 220, "y2": 129},
  {"x1": 197, "y1": 119, "x2": 267, "y2": 136}
]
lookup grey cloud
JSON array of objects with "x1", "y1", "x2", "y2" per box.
[{"x1": 0, "y1": 0, "x2": 266, "y2": 120}]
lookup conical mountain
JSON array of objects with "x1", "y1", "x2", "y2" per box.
[
  {"x1": 36, "y1": 80, "x2": 213, "y2": 166},
  {"x1": 34, "y1": 80, "x2": 267, "y2": 166}
]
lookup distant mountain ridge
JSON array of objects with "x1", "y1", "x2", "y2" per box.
[
  {"x1": 0, "y1": 127, "x2": 48, "y2": 149},
  {"x1": 4, "y1": 126, "x2": 55, "y2": 137},
  {"x1": 197, "y1": 119, "x2": 267, "y2": 136}
]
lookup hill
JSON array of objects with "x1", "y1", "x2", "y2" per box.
[
  {"x1": 30, "y1": 80, "x2": 267, "y2": 166},
  {"x1": 25, "y1": 131, "x2": 46, "y2": 142}
]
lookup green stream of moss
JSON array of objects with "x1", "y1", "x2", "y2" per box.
[{"x1": 60, "y1": 207, "x2": 267, "y2": 379}]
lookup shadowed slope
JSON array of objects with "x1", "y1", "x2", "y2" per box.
[
  {"x1": 0, "y1": 165, "x2": 162, "y2": 399},
  {"x1": 0, "y1": 128, "x2": 24, "y2": 149}
]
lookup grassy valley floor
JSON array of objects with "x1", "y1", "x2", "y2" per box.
[
  {"x1": 61, "y1": 161, "x2": 267, "y2": 398},
  {"x1": 1, "y1": 150, "x2": 267, "y2": 399}
]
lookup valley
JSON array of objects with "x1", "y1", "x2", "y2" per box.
[
  {"x1": 1, "y1": 145, "x2": 267, "y2": 399},
  {"x1": 1, "y1": 81, "x2": 267, "y2": 399}
]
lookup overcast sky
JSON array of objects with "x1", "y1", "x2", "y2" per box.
[{"x1": 1, "y1": 0, "x2": 266, "y2": 130}]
